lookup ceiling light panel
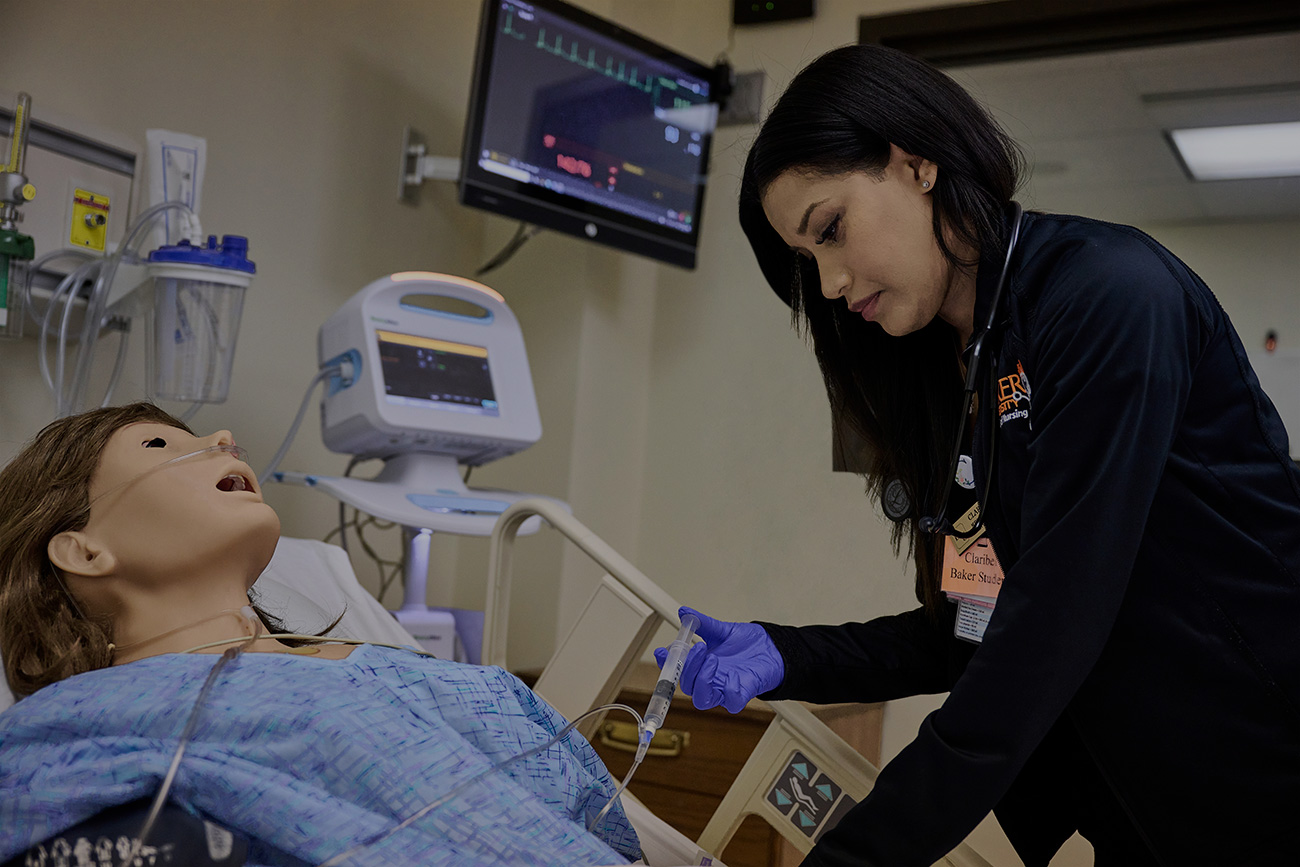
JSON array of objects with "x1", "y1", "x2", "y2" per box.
[{"x1": 1168, "y1": 121, "x2": 1300, "y2": 180}]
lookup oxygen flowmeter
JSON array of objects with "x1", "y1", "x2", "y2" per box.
[{"x1": 1, "y1": 92, "x2": 37, "y2": 339}]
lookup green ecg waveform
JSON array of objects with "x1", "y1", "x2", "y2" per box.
[{"x1": 502, "y1": 8, "x2": 704, "y2": 111}]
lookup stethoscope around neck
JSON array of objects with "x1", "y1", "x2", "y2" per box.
[{"x1": 917, "y1": 202, "x2": 1024, "y2": 537}]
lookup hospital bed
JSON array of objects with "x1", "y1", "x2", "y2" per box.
[{"x1": 0, "y1": 510, "x2": 993, "y2": 867}]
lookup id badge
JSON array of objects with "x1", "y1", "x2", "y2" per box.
[
  {"x1": 939, "y1": 504, "x2": 1005, "y2": 644},
  {"x1": 941, "y1": 534, "x2": 1005, "y2": 601}
]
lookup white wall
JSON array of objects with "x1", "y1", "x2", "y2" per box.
[{"x1": 1138, "y1": 219, "x2": 1300, "y2": 348}]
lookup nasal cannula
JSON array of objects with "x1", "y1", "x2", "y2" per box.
[{"x1": 637, "y1": 613, "x2": 700, "y2": 763}]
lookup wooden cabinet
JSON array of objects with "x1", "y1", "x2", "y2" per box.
[{"x1": 578, "y1": 665, "x2": 884, "y2": 867}]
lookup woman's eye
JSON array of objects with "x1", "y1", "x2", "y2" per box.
[
  {"x1": 816, "y1": 216, "x2": 841, "y2": 246},
  {"x1": 143, "y1": 437, "x2": 168, "y2": 448}
]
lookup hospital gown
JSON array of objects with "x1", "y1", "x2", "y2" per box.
[{"x1": 0, "y1": 643, "x2": 640, "y2": 865}]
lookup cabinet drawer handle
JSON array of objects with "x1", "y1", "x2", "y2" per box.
[{"x1": 598, "y1": 719, "x2": 689, "y2": 757}]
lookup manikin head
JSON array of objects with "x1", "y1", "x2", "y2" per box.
[{"x1": 0, "y1": 403, "x2": 280, "y2": 699}]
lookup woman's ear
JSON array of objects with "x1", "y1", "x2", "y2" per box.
[
  {"x1": 48, "y1": 531, "x2": 117, "y2": 578},
  {"x1": 889, "y1": 143, "x2": 938, "y2": 193}
]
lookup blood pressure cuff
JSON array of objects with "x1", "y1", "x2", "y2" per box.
[{"x1": 4, "y1": 798, "x2": 247, "y2": 867}]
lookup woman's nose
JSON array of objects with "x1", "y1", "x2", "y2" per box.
[{"x1": 821, "y1": 265, "x2": 850, "y2": 300}]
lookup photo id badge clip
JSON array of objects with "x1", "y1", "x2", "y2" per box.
[{"x1": 940, "y1": 504, "x2": 1005, "y2": 644}]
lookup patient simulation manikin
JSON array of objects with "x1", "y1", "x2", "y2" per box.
[{"x1": 0, "y1": 404, "x2": 639, "y2": 866}]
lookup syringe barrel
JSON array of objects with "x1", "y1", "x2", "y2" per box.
[
  {"x1": 644, "y1": 614, "x2": 700, "y2": 734},
  {"x1": 657, "y1": 614, "x2": 700, "y2": 687},
  {"x1": 643, "y1": 689, "x2": 671, "y2": 732}
]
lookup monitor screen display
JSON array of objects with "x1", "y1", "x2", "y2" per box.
[
  {"x1": 377, "y1": 329, "x2": 501, "y2": 417},
  {"x1": 460, "y1": 0, "x2": 715, "y2": 269}
]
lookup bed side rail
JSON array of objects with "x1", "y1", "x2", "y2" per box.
[{"x1": 485, "y1": 499, "x2": 681, "y2": 729}]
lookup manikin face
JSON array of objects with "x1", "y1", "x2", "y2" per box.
[
  {"x1": 761, "y1": 145, "x2": 967, "y2": 338},
  {"x1": 80, "y1": 422, "x2": 280, "y2": 590}
]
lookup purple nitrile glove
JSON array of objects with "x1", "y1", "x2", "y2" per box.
[{"x1": 653, "y1": 606, "x2": 785, "y2": 714}]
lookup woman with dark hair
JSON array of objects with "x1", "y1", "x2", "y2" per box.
[{"x1": 662, "y1": 44, "x2": 1300, "y2": 866}]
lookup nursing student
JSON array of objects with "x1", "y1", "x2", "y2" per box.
[{"x1": 662, "y1": 43, "x2": 1300, "y2": 867}]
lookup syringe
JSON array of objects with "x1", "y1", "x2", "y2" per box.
[{"x1": 637, "y1": 613, "x2": 700, "y2": 763}]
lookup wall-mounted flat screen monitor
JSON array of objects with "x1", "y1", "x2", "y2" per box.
[{"x1": 460, "y1": 0, "x2": 717, "y2": 269}]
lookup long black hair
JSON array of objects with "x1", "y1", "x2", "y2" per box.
[{"x1": 739, "y1": 44, "x2": 1023, "y2": 614}]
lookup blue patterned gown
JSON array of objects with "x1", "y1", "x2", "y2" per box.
[{"x1": 0, "y1": 644, "x2": 640, "y2": 865}]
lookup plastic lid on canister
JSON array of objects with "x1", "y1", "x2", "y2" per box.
[{"x1": 148, "y1": 235, "x2": 256, "y2": 274}]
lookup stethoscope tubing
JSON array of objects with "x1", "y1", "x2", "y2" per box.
[{"x1": 919, "y1": 202, "x2": 1024, "y2": 536}]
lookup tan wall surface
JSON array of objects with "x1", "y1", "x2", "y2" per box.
[{"x1": 4, "y1": 3, "x2": 1297, "y2": 864}]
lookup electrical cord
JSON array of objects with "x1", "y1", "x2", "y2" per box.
[
  {"x1": 335, "y1": 455, "x2": 364, "y2": 556},
  {"x1": 321, "y1": 504, "x2": 404, "y2": 606},
  {"x1": 476, "y1": 221, "x2": 540, "y2": 276},
  {"x1": 319, "y1": 456, "x2": 407, "y2": 606}
]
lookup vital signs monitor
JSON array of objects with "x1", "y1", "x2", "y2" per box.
[{"x1": 319, "y1": 271, "x2": 542, "y2": 465}]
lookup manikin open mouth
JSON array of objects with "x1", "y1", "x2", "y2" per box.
[{"x1": 216, "y1": 473, "x2": 252, "y2": 493}]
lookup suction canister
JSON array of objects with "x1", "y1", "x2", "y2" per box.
[{"x1": 144, "y1": 234, "x2": 255, "y2": 403}]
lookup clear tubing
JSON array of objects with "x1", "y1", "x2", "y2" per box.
[
  {"x1": 66, "y1": 201, "x2": 198, "y2": 416},
  {"x1": 38, "y1": 258, "x2": 99, "y2": 396},
  {"x1": 124, "y1": 606, "x2": 263, "y2": 866},
  {"x1": 88, "y1": 443, "x2": 250, "y2": 511},
  {"x1": 257, "y1": 365, "x2": 342, "y2": 487},
  {"x1": 640, "y1": 614, "x2": 699, "y2": 752},
  {"x1": 54, "y1": 259, "x2": 98, "y2": 413},
  {"x1": 98, "y1": 325, "x2": 131, "y2": 407},
  {"x1": 23, "y1": 247, "x2": 97, "y2": 328},
  {"x1": 585, "y1": 754, "x2": 641, "y2": 837},
  {"x1": 178, "y1": 401, "x2": 203, "y2": 424}
]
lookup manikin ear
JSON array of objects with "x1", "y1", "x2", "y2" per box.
[
  {"x1": 48, "y1": 531, "x2": 117, "y2": 578},
  {"x1": 889, "y1": 143, "x2": 939, "y2": 193}
]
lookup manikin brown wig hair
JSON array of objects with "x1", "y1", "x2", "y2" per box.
[{"x1": 0, "y1": 402, "x2": 312, "y2": 699}]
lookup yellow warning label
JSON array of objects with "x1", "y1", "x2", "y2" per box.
[{"x1": 70, "y1": 188, "x2": 111, "y2": 251}]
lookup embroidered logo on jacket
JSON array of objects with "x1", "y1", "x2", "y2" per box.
[{"x1": 998, "y1": 360, "x2": 1031, "y2": 427}]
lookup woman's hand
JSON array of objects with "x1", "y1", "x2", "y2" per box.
[{"x1": 654, "y1": 606, "x2": 785, "y2": 713}]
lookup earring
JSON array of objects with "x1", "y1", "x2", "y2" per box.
[{"x1": 922, "y1": 181, "x2": 931, "y2": 189}]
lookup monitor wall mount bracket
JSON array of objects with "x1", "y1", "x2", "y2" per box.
[{"x1": 399, "y1": 126, "x2": 462, "y2": 204}]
